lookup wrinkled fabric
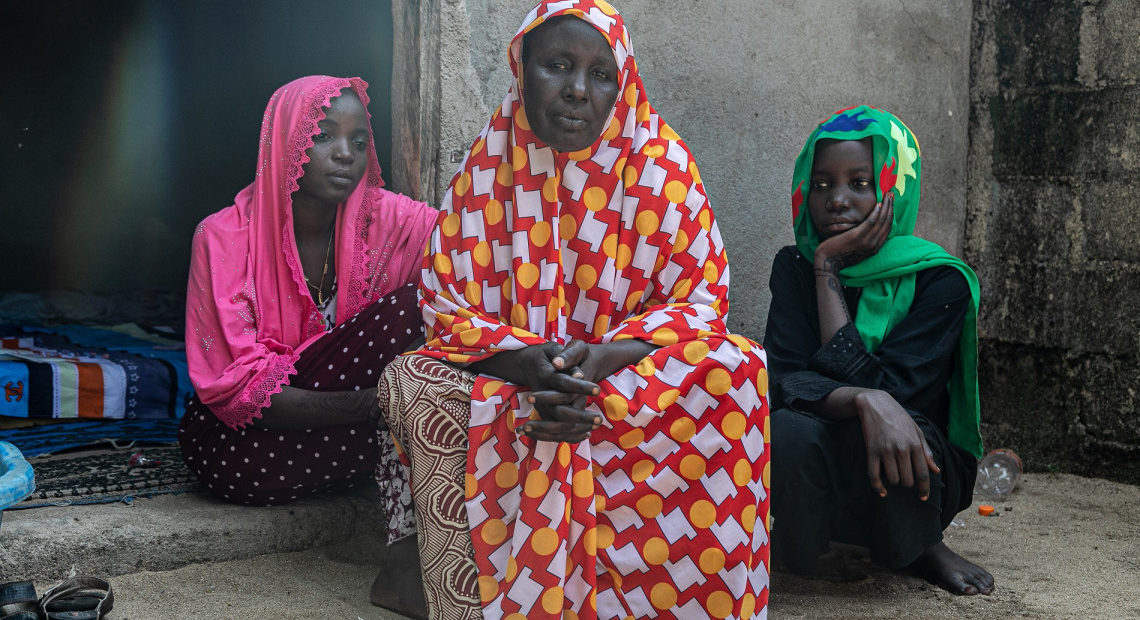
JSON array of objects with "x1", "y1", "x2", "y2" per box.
[
  {"x1": 185, "y1": 75, "x2": 436, "y2": 429},
  {"x1": 413, "y1": 2, "x2": 770, "y2": 618}
]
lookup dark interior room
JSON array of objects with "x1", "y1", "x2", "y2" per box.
[{"x1": 1, "y1": 0, "x2": 396, "y2": 297}]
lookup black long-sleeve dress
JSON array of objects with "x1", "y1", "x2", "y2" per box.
[{"x1": 763, "y1": 245, "x2": 977, "y2": 571}]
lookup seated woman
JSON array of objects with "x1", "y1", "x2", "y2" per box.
[
  {"x1": 378, "y1": 2, "x2": 771, "y2": 619},
  {"x1": 179, "y1": 76, "x2": 435, "y2": 532},
  {"x1": 763, "y1": 105, "x2": 994, "y2": 595}
]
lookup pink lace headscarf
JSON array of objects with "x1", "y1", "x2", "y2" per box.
[{"x1": 185, "y1": 75, "x2": 437, "y2": 429}]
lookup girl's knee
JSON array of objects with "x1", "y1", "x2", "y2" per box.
[{"x1": 770, "y1": 408, "x2": 830, "y2": 464}]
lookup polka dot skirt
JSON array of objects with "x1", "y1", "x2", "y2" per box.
[{"x1": 179, "y1": 283, "x2": 422, "y2": 539}]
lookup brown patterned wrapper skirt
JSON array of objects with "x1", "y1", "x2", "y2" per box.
[{"x1": 380, "y1": 354, "x2": 482, "y2": 620}]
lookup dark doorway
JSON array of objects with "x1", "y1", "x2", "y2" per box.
[{"x1": 0, "y1": 0, "x2": 395, "y2": 295}]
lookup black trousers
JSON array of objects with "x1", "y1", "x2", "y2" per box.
[{"x1": 769, "y1": 407, "x2": 976, "y2": 572}]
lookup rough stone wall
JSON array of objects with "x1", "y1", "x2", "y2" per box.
[
  {"x1": 429, "y1": 0, "x2": 973, "y2": 338},
  {"x1": 966, "y1": 0, "x2": 1140, "y2": 482}
]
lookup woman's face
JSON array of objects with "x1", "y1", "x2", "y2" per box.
[
  {"x1": 521, "y1": 16, "x2": 620, "y2": 152},
  {"x1": 808, "y1": 138, "x2": 878, "y2": 239},
  {"x1": 296, "y1": 88, "x2": 370, "y2": 208}
]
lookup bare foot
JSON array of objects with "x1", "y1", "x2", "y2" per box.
[
  {"x1": 371, "y1": 536, "x2": 429, "y2": 620},
  {"x1": 908, "y1": 541, "x2": 994, "y2": 595}
]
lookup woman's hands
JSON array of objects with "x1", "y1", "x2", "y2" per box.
[
  {"x1": 556, "y1": 339, "x2": 659, "y2": 386},
  {"x1": 814, "y1": 192, "x2": 894, "y2": 274},
  {"x1": 470, "y1": 339, "x2": 657, "y2": 443},
  {"x1": 468, "y1": 342, "x2": 600, "y2": 443},
  {"x1": 851, "y1": 388, "x2": 940, "y2": 501}
]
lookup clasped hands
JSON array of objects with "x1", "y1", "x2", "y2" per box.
[{"x1": 472, "y1": 339, "x2": 656, "y2": 443}]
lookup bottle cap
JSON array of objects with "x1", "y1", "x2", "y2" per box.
[{"x1": 978, "y1": 504, "x2": 995, "y2": 516}]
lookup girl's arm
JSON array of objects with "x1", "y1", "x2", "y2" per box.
[
  {"x1": 252, "y1": 386, "x2": 378, "y2": 430},
  {"x1": 812, "y1": 194, "x2": 893, "y2": 344},
  {"x1": 256, "y1": 313, "x2": 427, "y2": 431},
  {"x1": 811, "y1": 384, "x2": 940, "y2": 500}
]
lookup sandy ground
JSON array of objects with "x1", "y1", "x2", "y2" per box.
[
  {"x1": 93, "y1": 472, "x2": 1139, "y2": 619},
  {"x1": 72, "y1": 532, "x2": 412, "y2": 620},
  {"x1": 103, "y1": 551, "x2": 409, "y2": 620},
  {"x1": 770, "y1": 472, "x2": 1140, "y2": 619}
]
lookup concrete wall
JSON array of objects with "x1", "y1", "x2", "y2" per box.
[
  {"x1": 966, "y1": 0, "x2": 1140, "y2": 482},
  {"x1": 424, "y1": 0, "x2": 973, "y2": 339}
]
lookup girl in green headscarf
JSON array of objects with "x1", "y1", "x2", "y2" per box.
[{"x1": 763, "y1": 105, "x2": 993, "y2": 596}]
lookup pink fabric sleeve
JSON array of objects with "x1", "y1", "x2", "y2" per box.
[
  {"x1": 377, "y1": 189, "x2": 438, "y2": 289},
  {"x1": 185, "y1": 211, "x2": 302, "y2": 430}
]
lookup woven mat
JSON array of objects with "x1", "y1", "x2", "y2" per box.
[{"x1": 10, "y1": 445, "x2": 201, "y2": 509}]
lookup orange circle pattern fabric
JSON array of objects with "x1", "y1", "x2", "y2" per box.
[{"x1": 416, "y1": 1, "x2": 770, "y2": 618}]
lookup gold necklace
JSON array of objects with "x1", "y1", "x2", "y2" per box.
[{"x1": 304, "y1": 225, "x2": 335, "y2": 306}]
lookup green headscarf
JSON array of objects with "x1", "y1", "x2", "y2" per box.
[{"x1": 790, "y1": 105, "x2": 983, "y2": 458}]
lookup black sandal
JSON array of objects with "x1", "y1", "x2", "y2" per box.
[
  {"x1": 0, "y1": 581, "x2": 40, "y2": 620},
  {"x1": 38, "y1": 578, "x2": 113, "y2": 620}
]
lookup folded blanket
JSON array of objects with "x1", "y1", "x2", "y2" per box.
[
  {"x1": 0, "y1": 324, "x2": 192, "y2": 421},
  {"x1": 0, "y1": 418, "x2": 182, "y2": 459}
]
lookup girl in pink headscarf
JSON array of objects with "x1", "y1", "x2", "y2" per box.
[{"x1": 178, "y1": 77, "x2": 435, "y2": 541}]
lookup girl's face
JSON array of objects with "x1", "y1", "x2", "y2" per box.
[
  {"x1": 296, "y1": 89, "x2": 370, "y2": 208},
  {"x1": 807, "y1": 138, "x2": 877, "y2": 239}
]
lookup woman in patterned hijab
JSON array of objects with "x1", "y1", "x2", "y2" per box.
[{"x1": 379, "y1": 2, "x2": 770, "y2": 618}]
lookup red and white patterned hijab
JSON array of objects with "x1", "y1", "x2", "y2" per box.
[{"x1": 419, "y1": 0, "x2": 731, "y2": 364}]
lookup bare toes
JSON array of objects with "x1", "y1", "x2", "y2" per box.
[
  {"x1": 970, "y1": 571, "x2": 995, "y2": 595},
  {"x1": 909, "y1": 542, "x2": 993, "y2": 596}
]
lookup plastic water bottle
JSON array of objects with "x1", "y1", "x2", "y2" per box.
[{"x1": 974, "y1": 448, "x2": 1022, "y2": 500}]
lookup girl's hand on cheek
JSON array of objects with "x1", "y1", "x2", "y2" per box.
[{"x1": 816, "y1": 192, "x2": 894, "y2": 272}]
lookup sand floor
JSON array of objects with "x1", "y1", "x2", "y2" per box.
[
  {"x1": 770, "y1": 472, "x2": 1140, "y2": 619},
  {"x1": 98, "y1": 472, "x2": 1138, "y2": 619}
]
